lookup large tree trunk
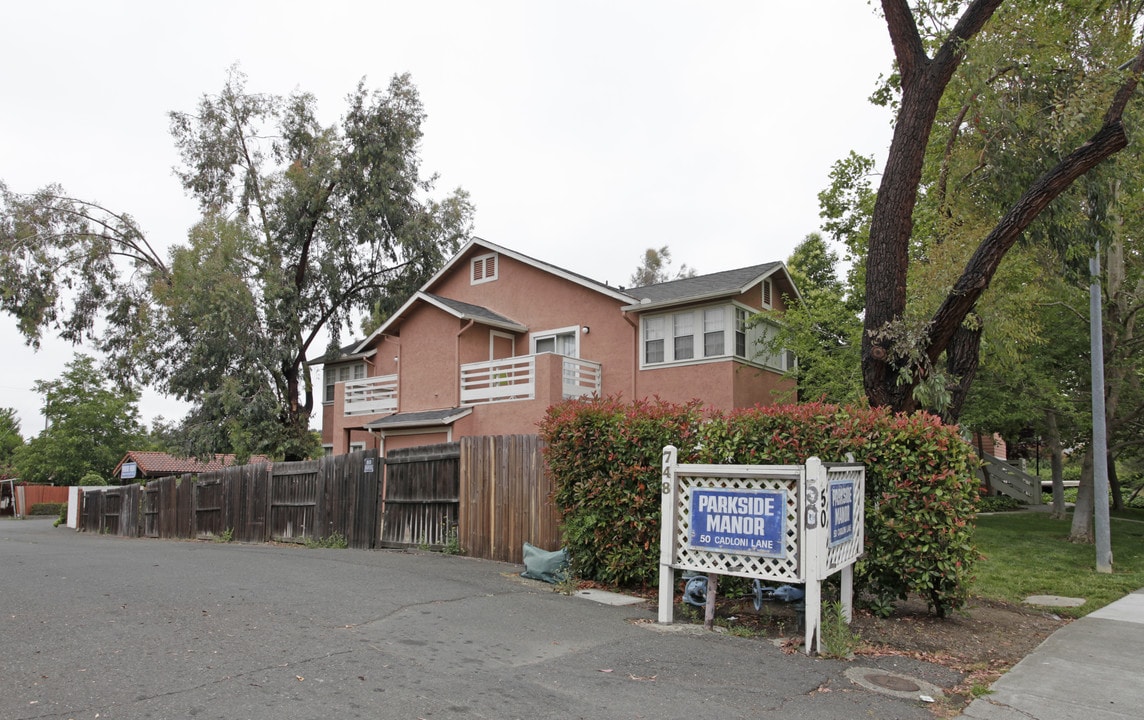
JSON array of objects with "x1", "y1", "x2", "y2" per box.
[
  {"x1": 942, "y1": 324, "x2": 982, "y2": 423},
  {"x1": 1069, "y1": 447, "x2": 1095, "y2": 543}
]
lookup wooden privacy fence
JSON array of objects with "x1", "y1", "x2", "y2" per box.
[
  {"x1": 460, "y1": 434, "x2": 561, "y2": 564},
  {"x1": 380, "y1": 442, "x2": 461, "y2": 549},
  {"x1": 80, "y1": 436, "x2": 562, "y2": 565},
  {"x1": 83, "y1": 450, "x2": 382, "y2": 549}
]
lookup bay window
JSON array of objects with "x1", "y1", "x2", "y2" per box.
[{"x1": 641, "y1": 304, "x2": 795, "y2": 371}]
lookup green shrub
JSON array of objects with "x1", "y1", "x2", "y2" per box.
[
  {"x1": 30, "y1": 502, "x2": 66, "y2": 516},
  {"x1": 539, "y1": 396, "x2": 703, "y2": 586},
  {"x1": 78, "y1": 472, "x2": 108, "y2": 486},
  {"x1": 540, "y1": 399, "x2": 979, "y2": 617}
]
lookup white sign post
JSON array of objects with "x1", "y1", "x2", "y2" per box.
[{"x1": 658, "y1": 446, "x2": 865, "y2": 655}]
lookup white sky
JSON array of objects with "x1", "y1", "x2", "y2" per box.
[{"x1": 1, "y1": 0, "x2": 895, "y2": 438}]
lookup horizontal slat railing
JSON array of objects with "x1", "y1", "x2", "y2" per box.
[
  {"x1": 344, "y1": 374, "x2": 398, "y2": 416},
  {"x1": 562, "y1": 357, "x2": 601, "y2": 399},
  {"x1": 460, "y1": 357, "x2": 535, "y2": 404}
]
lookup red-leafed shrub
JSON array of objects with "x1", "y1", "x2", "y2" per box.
[{"x1": 539, "y1": 398, "x2": 979, "y2": 617}]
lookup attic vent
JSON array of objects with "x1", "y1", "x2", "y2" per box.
[
  {"x1": 471, "y1": 253, "x2": 498, "y2": 284},
  {"x1": 762, "y1": 278, "x2": 773, "y2": 308}
]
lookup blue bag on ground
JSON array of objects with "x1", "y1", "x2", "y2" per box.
[{"x1": 520, "y1": 542, "x2": 569, "y2": 583}]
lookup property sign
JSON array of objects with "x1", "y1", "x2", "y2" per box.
[
  {"x1": 688, "y1": 488, "x2": 786, "y2": 558},
  {"x1": 828, "y1": 477, "x2": 857, "y2": 547}
]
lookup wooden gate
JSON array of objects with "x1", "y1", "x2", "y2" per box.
[
  {"x1": 459, "y1": 434, "x2": 560, "y2": 564},
  {"x1": 380, "y1": 442, "x2": 460, "y2": 549},
  {"x1": 269, "y1": 460, "x2": 320, "y2": 542}
]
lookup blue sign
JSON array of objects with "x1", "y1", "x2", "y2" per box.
[
  {"x1": 689, "y1": 488, "x2": 786, "y2": 558},
  {"x1": 828, "y1": 478, "x2": 857, "y2": 546}
]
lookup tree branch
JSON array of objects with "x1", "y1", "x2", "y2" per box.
[{"x1": 925, "y1": 43, "x2": 1144, "y2": 363}]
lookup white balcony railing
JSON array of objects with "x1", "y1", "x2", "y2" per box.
[
  {"x1": 460, "y1": 355, "x2": 602, "y2": 405},
  {"x1": 343, "y1": 374, "x2": 398, "y2": 416},
  {"x1": 561, "y1": 357, "x2": 602, "y2": 399},
  {"x1": 460, "y1": 356, "x2": 536, "y2": 404}
]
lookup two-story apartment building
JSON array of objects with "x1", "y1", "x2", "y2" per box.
[{"x1": 319, "y1": 238, "x2": 798, "y2": 455}]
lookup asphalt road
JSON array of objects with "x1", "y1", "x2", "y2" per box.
[{"x1": 1, "y1": 518, "x2": 960, "y2": 719}]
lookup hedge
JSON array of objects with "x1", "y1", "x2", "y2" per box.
[
  {"x1": 539, "y1": 397, "x2": 979, "y2": 617},
  {"x1": 30, "y1": 502, "x2": 67, "y2": 516}
]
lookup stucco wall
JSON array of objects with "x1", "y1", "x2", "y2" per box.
[
  {"x1": 323, "y1": 245, "x2": 798, "y2": 454},
  {"x1": 432, "y1": 249, "x2": 636, "y2": 398}
]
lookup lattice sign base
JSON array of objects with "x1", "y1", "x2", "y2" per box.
[{"x1": 657, "y1": 446, "x2": 865, "y2": 655}]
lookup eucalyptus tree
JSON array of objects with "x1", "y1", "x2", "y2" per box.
[
  {"x1": 1, "y1": 69, "x2": 472, "y2": 460},
  {"x1": 629, "y1": 246, "x2": 696, "y2": 287}
]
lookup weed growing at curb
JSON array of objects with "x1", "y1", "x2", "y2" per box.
[
  {"x1": 305, "y1": 532, "x2": 348, "y2": 549},
  {"x1": 819, "y1": 600, "x2": 860, "y2": 658}
]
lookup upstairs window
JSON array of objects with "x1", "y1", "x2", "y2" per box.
[
  {"x1": 673, "y1": 313, "x2": 694, "y2": 360},
  {"x1": 532, "y1": 327, "x2": 578, "y2": 357},
  {"x1": 471, "y1": 253, "x2": 498, "y2": 284},
  {"x1": 703, "y1": 307, "x2": 724, "y2": 357},
  {"x1": 324, "y1": 362, "x2": 366, "y2": 403},
  {"x1": 644, "y1": 316, "x2": 665, "y2": 364},
  {"x1": 640, "y1": 304, "x2": 790, "y2": 370}
]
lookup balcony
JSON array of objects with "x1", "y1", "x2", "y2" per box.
[
  {"x1": 460, "y1": 354, "x2": 601, "y2": 405},
  {"x1": 343, "y1": 374, "x2": 398, "y2": 416}
]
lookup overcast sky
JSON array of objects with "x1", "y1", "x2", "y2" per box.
[{"x1": 1, "y1": 0, "x2": 895, "y2": 438}]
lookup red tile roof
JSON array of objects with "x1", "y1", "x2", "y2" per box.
[{"x1": 115, "y1": 451, "x2": 272, "y2": 478}]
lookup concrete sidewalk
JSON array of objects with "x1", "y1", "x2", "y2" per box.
[{"x1": 961, "y1": 588, "x2": 1144, "y2": 719}]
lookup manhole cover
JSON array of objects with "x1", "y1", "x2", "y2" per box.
[
  {"x1": 844, "y1": 667, "x2": 944, "y2": 701},
  {"x1": 867, "y1": 673, "x2": 921, "y2": 692}
]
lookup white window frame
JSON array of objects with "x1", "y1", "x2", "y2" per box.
[
  {"x1": 349, "y1": 441, "x2": 366, "y2": 453},
  {"x1": 640, "y1": 303, "x2": 792, "y2": 371},
  {"x1": 531, "y1": 326, "x2": 579, "y2": 358},
  {"x1": 471, "y1": 252, "x2": 499, "y2": 285},
  {"x1": 324, "y1": 362, "x2": 366, "y2": 404},
  {"x1": 489, "y1": 330, "x2": 516, "y2": 359}
]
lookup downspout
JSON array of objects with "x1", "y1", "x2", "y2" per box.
[
  {"x1": 456, "y1": 320, "x2": 475, "y2": 406},
  {"x1": 622, "y1": 310, "x2": 639, "y2": 401}
]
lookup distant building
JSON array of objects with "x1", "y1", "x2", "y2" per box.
[{"x1": 112, "y1": 451, "x2": 272, "y2": 483}]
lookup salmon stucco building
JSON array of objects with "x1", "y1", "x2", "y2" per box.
[{"x1": 318, "y1": 238, "x2": 799, "y2": 455}]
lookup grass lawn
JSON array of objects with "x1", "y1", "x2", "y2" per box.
[{"x1": 972, "y1": 508, "x2": 1144, "y2": 617}]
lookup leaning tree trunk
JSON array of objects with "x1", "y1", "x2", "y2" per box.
[{"x1": 862, "y1": 2, "x2": 1144, "y2": 419}]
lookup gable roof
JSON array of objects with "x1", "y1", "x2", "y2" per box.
[
  {"x1": 340, "y1": 238, "x2": 800, "y2": 357},
  {"x1": 621, "y1": 262, "x2": 798, "y2": 312},
  {"x1": 352, "y1": 238, "x2": 633, "y2": 352},
  {"x1": 420, "y1": 293, "x2": 528, "y2": 332},
  {"x1": 113, "y1": 451, "x2": 272, "y2": 478}
]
